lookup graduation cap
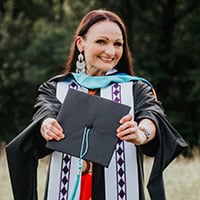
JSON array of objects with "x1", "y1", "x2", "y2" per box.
[{"x1": 46, "y1": 88, "x2": 131, "y2": 167}]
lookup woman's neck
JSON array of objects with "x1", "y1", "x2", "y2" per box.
[{"x1": 86, "y1": 68, "x2": 106, "y2": 76}]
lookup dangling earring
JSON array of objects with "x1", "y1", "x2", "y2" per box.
[{"x1": 76, "y1": 52, "x2": 86, "y2": 73}]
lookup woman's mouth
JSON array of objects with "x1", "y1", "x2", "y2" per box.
[{"x1": 99, "y1": 56, "x2": 114, "y2": 62}]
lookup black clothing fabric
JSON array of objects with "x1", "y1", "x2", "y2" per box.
[{"x1": 6, "y1": 74, "x2": 188, "y2": 200}]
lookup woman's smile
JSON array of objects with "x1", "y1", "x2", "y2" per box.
[{"x1": 98, "y1": 55, "x2": 115, "y2": 63}]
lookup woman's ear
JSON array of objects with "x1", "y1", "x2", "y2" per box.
[{"x1": 76, "y1": 36, "x2": 84, "y2": 52}]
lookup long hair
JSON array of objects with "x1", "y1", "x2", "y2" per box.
[{"x1": 64, "y1": 9, "x2": 134, "y2": 75}]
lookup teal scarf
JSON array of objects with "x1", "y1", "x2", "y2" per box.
[{"x1": 71, "y1": 72, "x2": 153, "y2": 89}]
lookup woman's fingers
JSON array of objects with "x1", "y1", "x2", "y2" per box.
[
  {"x1": 51, "y1": 119, "x2": 63, "y2": 132},
  {"x1": 117, "y1": 126, "x2": 137, "y2": 137},
  {"x1": 45, "y1": 124, "x2": 63, "y2": 141},
  {"x1": 119, "y1": 113, "x2": 133, "y2": 124},
  {"x1": 117, "y1": 114, "x2": 146, "y2": 145},
  {"x1": 117, "y1": 120, "x2": 137, "y2": 133},
  {"x1": 40, "y1": 118, "x2": 64, "y2": 141}
]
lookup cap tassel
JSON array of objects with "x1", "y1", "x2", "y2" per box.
[{"x1": 70, "y1": 126, "x2": 91, "y2": 200}]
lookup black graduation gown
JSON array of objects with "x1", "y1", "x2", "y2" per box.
[{"x1": 6, "y1": 74, "x2": 188, "y2": 200}]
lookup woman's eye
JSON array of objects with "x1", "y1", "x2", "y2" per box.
[
  {"x1": 96, "y1": 40, "x2": 105, "y2": 44},
  {"x1": 114, "y1": 42, "x2": 123, "y2": 47}
]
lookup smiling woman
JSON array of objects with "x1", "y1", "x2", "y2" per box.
[
  {"x1": 76, "y1": 21, "x2": 124, "y2": 76},
  {"x1": 6, "y1": 9, "x2": 187, "y2": 200}
]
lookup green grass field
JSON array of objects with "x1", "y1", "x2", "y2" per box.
[{"x1": 1, "y1": 143, "x2": 200, "y2": 200}]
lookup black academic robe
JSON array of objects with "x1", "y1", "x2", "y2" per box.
[{"x1": 6, "y1": 74, "x2": 188, "y2": 200}]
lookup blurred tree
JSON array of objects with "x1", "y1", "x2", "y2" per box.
[{"x1": 0, "y1": 0, "x2": 72, "y2": 140}]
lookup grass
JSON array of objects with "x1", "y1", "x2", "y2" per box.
[
  {"x1": 144, "y1": 154, "x2": 200, "y2": 200},
  {"x1": 1, "y1": 142, "x2": 200, "y2": 200}
]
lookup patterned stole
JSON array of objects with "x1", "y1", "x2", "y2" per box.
[{"x1": 46, "y1": 79, "x2": 139, "y2": 200}]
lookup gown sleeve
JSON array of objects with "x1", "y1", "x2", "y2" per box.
[
  {"x1": 133, "y1": 80, "x2": 188, "y2": 200},
  {"x1": 6, "y1": 76, "x2": 62, "y2": 200}
]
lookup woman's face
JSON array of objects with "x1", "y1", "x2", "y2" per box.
[{"x1": 77, "y1": 21, "x2": 124, "y2": 76}]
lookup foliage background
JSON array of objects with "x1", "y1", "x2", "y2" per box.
[{"x1": 0, "y1": 0, "x2": 199, "y2": 149}]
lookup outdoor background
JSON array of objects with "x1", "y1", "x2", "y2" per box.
[{"x1": 0, "y1": 0, "x2": 200, "y2": 199}]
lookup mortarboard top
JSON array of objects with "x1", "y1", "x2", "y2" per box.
[{"x1": 46, "y1": 88, "x2": 131, "y2": 167}]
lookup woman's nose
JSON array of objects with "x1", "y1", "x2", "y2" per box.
[{"x1": 104, "y1": 44, "x2": 115, "y2": 56}]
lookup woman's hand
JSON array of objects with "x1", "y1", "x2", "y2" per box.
[
  {"x1": 40, "y1": 118, "x2": 65, "y2": 141},
  {"x1": 116, "y1": 114, "x2": 156, "y2": 145}
]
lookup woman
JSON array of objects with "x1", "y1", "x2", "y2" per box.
[{"x1": 6, "y1": 9, "x2": 187, "y2": 200}]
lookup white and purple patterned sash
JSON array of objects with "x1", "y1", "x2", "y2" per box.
[
  {"x1": 102, "y1": 82, "x2": 139, "y2": 200},
  {"x1": 46, "y1": 80, "x2": 139, "y2": 200}
]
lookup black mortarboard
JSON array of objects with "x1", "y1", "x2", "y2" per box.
[{"x1": 46, "y1": 88, "x2": 131, "y2": 167}]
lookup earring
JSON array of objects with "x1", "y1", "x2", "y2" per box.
[{"x1": 76, "y1": 52, "x2": 86, "y2": 73}]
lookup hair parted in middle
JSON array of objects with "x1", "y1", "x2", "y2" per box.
[{"x1": 65, "y1": 9, "x2": 134, "y2": 75}]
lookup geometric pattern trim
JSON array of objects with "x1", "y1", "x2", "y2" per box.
[
  {"x1": 59, "y1": 153, "x2": 71, "y2": 200},
  {"x1": 112, "y1": 83, "x2": 127, "y2": 200},
  {"x1": 58, "y1": 80, "x2": 78, "y2": 200}
]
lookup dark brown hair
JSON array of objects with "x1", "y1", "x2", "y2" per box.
[{"x1": 65, "y1": 9, "x2": 134, "y2": 75}]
